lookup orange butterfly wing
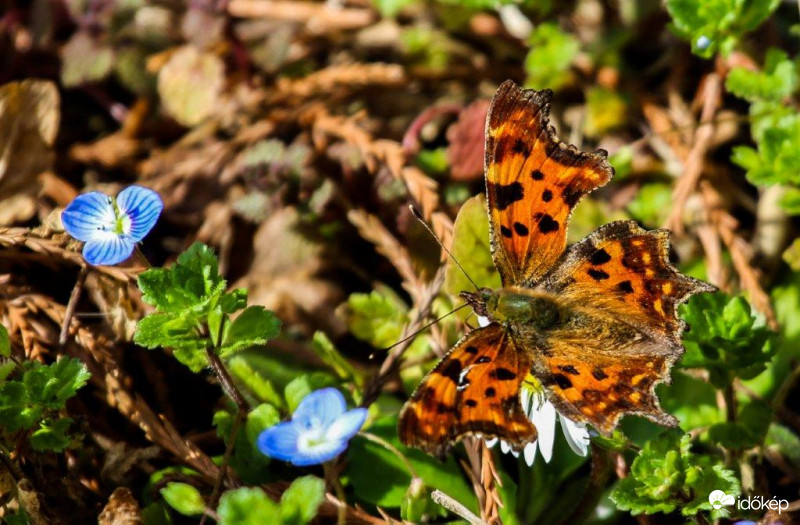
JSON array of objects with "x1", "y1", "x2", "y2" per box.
[
  {"x1": 527, "y1": 220, "x2": 715, "y2": 434},
  {"x1": 485, "y1": 80, "x2": 613, "y2": 286},
  {"x1": 398, "y1": 323, "x2": 537, "y2": 457}
]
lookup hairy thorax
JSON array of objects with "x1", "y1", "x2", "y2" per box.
[{"x1": 460, "y1": 287, "x2": 563, "y2": 332}]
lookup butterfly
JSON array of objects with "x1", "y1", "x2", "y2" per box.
[{"x1": 398, "y1": 80, "x2": 715, "y2": 457}]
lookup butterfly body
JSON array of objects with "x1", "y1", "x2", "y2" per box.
[{"x1": 398, "y1": 81, "x2": 715, "y2": 458}]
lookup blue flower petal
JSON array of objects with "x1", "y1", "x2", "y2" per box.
[
  {"x1": 293, "y1": 388, "x2": 347, "y2": 429},
  {"x1": 291, "y1": 439, "x2": 348, "y2": 467},
  {"x1": 116, "y1": 185, "x2": 163, "y2": 242},
  {"x1": 257, "y1": 421, "x2": 302, "y2": 462},
  {"x1": 325, "y1": 408, "x2": 367, "y2": 443},
  {"x1": 61, "y1": 192, "x2": 116, "y2": 242},
  {"x1": 83, "y1": 235, "x2": 135, "y2": 266}
]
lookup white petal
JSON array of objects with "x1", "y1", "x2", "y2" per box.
[
  {"x1": 496, "y1": 4, "x2": 533, "y2": 40},
  {"x1": 523, "y1": 441, "x2": 537, "y2": 466},
  {"x1": 529, "y1": 400, "x2": 557, "y2": 463},
  {"x1": 559, "y1": 415, "x2": 590, "y2": 457},
  {"x1": 500, "y1": 440, "x2": 511, "y2": 454},
  {"x1": 510, "y1": 448, "x2": 519, "y2": 458},
  {"x1": 484, "y1": 438, "x2": 498, "y2": 448},
  {"x1": 325, "y1": 408, "x2": 367, "y2": 442},
  {"x1": 477, "y1": 316, "x2": 490, "y2": 327}
]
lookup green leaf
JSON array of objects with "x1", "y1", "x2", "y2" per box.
[
  {"x1": 24, "y1": 357, "x2": 90, "y2": 408},
  {"x1": 344, "y1": 287, "x2": 410, "y2": 349},
  {"x1": 726, "y1": 48, "x2": 799, "y2": 102},
  {"x1": 445, "y1": 194, "x2": 501, "y2": 296},
  {"x1": 524, "y1": 22, "x2": 580, "y2": 90},
  {"x1": 227, "y1": 356, "x2": 285, "y2": 408},
  {"x1": 217, "y1": 487, "x2": 279, "y2": 525},
  {"x1": 347, "y1": 416, "x2": 476, "y2": 514},
  {"x1": 610, "y1": 430, "x2": 740, "y2": 518},
  {"x1": 284, "y1": 374, "x2": 338, "y2": 413},
  {"x1": 161, "y1": 482, "x2": 206, "y2": 517},
  {"x1": 708, "y1": 400, "x2": 772, "y2": 449},
  {"x1": 29, "y1": 417, "x2": 75, "y2": 452},
  {"x1": 583, "y1": 87, "x2": 628, "y2": 139},
  {"x1": 310, "y1": 331, "x2": 362, "y2": 387},
  {"x1": 280, "y1": 476, "x2": 325, "y2": 525},
  {"x1": 680, "y1": 293, "x2": 778, "y2": 388},
  {"x1": 0, "y1": 324, "x2": 9, "y2": 357},
  {"x1": 626, "y1": 183, "x2": 673, "y2": 228},
  {"x1": 213, "y1": 403, "x2": 278, "y2": 483},
  {"x1": 666, "y1": 0, "x2": 779, "y2": 58},
  {"x1": 0, "y1": 380, "x2": 38, "y2": 431},
  {"x1": 220, "y1": 306, "x2": 281, "y2": 357}
]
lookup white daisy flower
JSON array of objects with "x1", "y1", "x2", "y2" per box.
[{"x1": 478, "y1": 316, "x2": 590, "y2": 466}]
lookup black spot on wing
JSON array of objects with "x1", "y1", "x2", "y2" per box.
[
  {"x1": 485, "y1": 387, "x2": 496, "y2": 398},
  {"x1": 592, "y1": 368, "x2": 608, "y2": 380},
  {"x1": 553, "y1": 373, "x2": 573, "y2": 389},
  {"x1": 438, "y1": 359, "x2": 462, "y2": 383},
  {"x1": 489, "y1": 181, "x2": 524, "y2": 211},
  {"x1": 512, "y1": 137, "x2": 530, "y2": 156},
  {"x1": 465, "y1": 346, "x2": 478, "y2": 354},
  {"x1": 500, "y1": 225, "x2": 512, "y2": 238},
  {"x1": 465, "y1": 399, "x2": 478, "y2": 408},
  {"x1": 587, "y1": 268, "x2": 610, "y2": 280},
  {"x1": 617, "y1": 280, "x2": 634, "y2": 294},
  {"x1": 542, "y1": 189, "x2": 553, "y2": 202},
  {"x1": 476, "y1": 356, "x2": 491, "y2": 364},
  {"x1": 562, "y1": 184, "x2": 583, "y2": 207},
  {"x1": 513, "y1": 222, "x2": 529, "y2": 236},
  {"x1": 590, "y1": 248, "x2": 611, "y2": 265},
  {"x1": 531, "y1": 169, "x2": 544, "y2": 180},
  {"x1": 535, "y1": 213, "x2": 559, "y2": 233},
  {"x1": 490, "y1": 368, "x2": 517, "y2": 380},
  {"x1": 558, "y1": 364, "x2": 580, "y2": 375}
]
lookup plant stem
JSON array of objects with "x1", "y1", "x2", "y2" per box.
[
  {"x1": 559, "y1": 444, "x2": 612, "y2": 525},
  {"x1": 134, "y1": 245, "x2": 152, "y2": 268},
  {"x1": 323, "y1": 461, "x2": 347, "y2": 525},
  {"x1": 59, "y1": 265, "x2": 88, "y2": 345},
  {"x1": 358, "y1": 431, "x2": 419, "y2": 479},
  {"x1": 202, "y1": 346, "x2": 250, "y2": 520}
]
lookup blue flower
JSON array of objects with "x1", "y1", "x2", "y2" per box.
[
  {"x1": 257, "y1": 388, "x2": 367, "y2": 467},
  {"x1": 61, "y1": 185, "x2": 163, "y2": 266}
]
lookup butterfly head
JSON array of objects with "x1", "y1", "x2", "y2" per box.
[{"x1": 459, "y1": 287, "x2": 497, "y2": 320}]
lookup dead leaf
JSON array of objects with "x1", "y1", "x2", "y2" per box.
[{"x1": 157, "y1": 45, "x2": 225, "y2": 127}]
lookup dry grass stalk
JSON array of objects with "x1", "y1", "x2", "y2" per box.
[
  {"x1": 228, "y1": 0, "x2": 375, "y2": 32},
  {"x1": 273, "y1": 63, "x2": 405, "y2": 101},
  {"x1": 3, "y1": 293, "x2": 222, "y2": 481},
  {"x1": 664, "y1": 73, "x2": 722, "y2": 233}
]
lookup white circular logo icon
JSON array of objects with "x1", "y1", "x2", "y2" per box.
[{"x1": 709, "y1": 490, "x2": 735, "y2": 510}]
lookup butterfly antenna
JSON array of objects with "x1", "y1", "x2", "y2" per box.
[
  {"x1": 408, "y1": 205, "x2": 482, "y2": 293},
  {"x1": 371, "y1": 303, "x2": 470, "y2": 358}
]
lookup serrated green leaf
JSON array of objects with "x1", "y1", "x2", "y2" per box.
[
  {"x1": 680, "y1": 293, "x2": 778, "y2": 388},
  {"x1": 161, "y1": 482, "x2": 206, "y2": 517},
  {"x1": 0, "y1": 380, "x2": 37, "y2": 431},
  {"x1": 610, "y1": 430, "x2": 739, "y2": 517},
  {"x1": 280, "y1": 475, "x2": 325, "y2": 525},
  {"x1": 30, "y1": 417, "x2": 74, "y2": 452},
  {"x1": 24, "y1": 357, "x2": 90, "y2": 408},
  {"x1": 726, "y1": 48, "x2": 799, "y2": 102},
  {"x1": 220, "y1": 306, "x2": 281, "y2": 357},
  {"x1": 217, "y1": 487, "x2": 279, "y2": 525},
  {"x1": 213, "y1": 403, "x2": 275, "y2": 484}
]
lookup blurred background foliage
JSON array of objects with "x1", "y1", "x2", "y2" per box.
[{"x1": 1, "y1": 0, "x2": 799, "y2": 523}]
